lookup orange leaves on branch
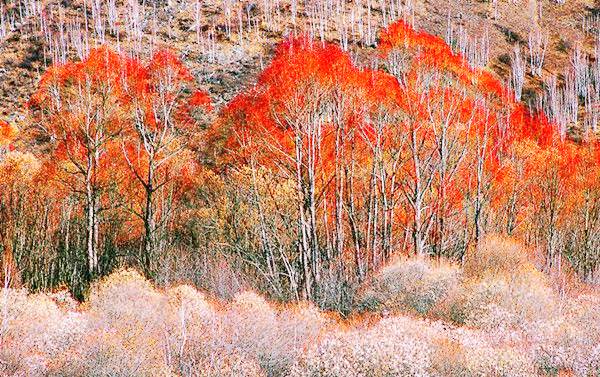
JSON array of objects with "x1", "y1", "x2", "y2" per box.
[
  {"x1": 0, "y1": 120, "x2": 18, "y2": 152},
  {"x1": 379, "y1": 20, "x2": 509, "y2": 102},
  {"x1": 27, "y1": 45, "x2": 213, "y2": 257},
  {"x1": 189, "y1": 90, "x2": 213, "y2": 110},
  {"x1": 0, "y1": 151, "x2": 40, "y2": 189},
  {"x1": 221, "y1": 36, "x2": 395, "y2": 168},
  {"x1": 218, "y1": 18, "x2": 600, "y2": 264}
]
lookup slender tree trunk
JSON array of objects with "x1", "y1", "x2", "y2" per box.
[
  {"x1": 144, "y1": 185, "x2": 154, "y2": 275},
  {"x1": 85, "y1": 153, "x2": 98, "y2": 278},
  {"x1": 346, "y1": 164, "x2": 364, "y2": 280},
  {"x1": 295, "y1": 132, "x2": 312, "y2": 300},
  {"x1": 412, "y1": 128, "x2": 426, "y2": 257},
  {"x1": 0, "y1": 210, "x2": 20, "y2": 288},
  {"x1": 334, "y1": 127, "x2": 344, "y2": 260}
]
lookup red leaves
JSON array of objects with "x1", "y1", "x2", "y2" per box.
[
  {"x1": 0, "y1": 120, "x2": 18, "y2": 147},
  {"x1": 379, "y1": 20, "x2": 511, "y2": 104},
  {"x1": 189, "y1": 90, "x2": 213, "y2": 110},
  {"x1": 148, "y1": 50, "x2": 194, "y2": 83},
  {"x1": 26, "y1": 45, "x2": 213, "y2": 252},
  {"x1": 222, "y1": 36, "x2": 400, "y2": 168},
  {"x1": 217, "y1": 18, "x2": 600, "y2": 261}
]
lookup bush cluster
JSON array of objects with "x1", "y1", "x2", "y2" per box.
[{"x1": 1, "y1": 238, "x2": 598, "y2": 376}]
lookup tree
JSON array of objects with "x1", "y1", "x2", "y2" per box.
[
  {"x1": 0, "y1": 121, "x2": 41, "y2": 287},
  {"x1": 29, "y1": 47, "x2": 131, "y2": 279},
  {"x1": 221, "y1": 38, "x2": 381, "y2": 298},
  {"x1": 121, "y1": 50, "x2": 211, "y2": 275}
]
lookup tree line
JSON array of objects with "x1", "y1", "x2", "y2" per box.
[{"x1": 0, "y1": 20, "x2": 598, "y2": 305}]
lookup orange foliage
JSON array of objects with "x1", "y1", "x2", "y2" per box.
[
  {"x1": 217, "y1": 19, "x2": 600, "y2": 277},
  {"x1": 0, "y1": 120, "x2": 18, "y2": 151},
  {"x1": 28, "y1": 46, "x2": 212, "y2": 254}
]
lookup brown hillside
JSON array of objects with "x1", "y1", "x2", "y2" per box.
[{"x1": 0, "y1": 0, "x2": 597, "y2": 122}]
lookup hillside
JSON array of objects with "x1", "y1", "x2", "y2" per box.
[{"x1": 0, "y1": 0, "x2": 598, "y2": 122}]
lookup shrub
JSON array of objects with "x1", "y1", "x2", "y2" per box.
[
  {"x1": 49, "y1": 327, "x2": 169, "y2": 377},
  {"x1": 462, "y1": 346, "x2": 534, "y2": 377},
  {"x1": 534, "y1": 294, "x2": 600, "y2": 376},
  {"x1": 220, "y1": 292, "x2": 327, "y2": 375},
  {"x1": 447, "y1": 274, "x2": 555, "y2": 334},
  {"x1": 429, "y1": 323, "x2": 536, "y2": 376},
  {"x1": 463, "y1": 236, "x2": 533, "y2": 280},
  {"x1": 55, "y1": 269, "x2": 169, "y2": 376},
  {"x1": 164, "y1": 284, "x2": 221, "y2": 375},
  {"x1": 430, "y1": 337, "x2": 470, "y2": 376},
  {"x1": 357, "y1": 257, "x2": 461, "y2": 315},
  {"x1": 0, "y1": 266, "x2": 596, "y2": 377},
  {"x1": 313, "y1": 270, "x2": 357, "y2": 315},
  {"x1": 166, "y1": 284, "x2": 215, "y2": 326},
  {"x1": 292, "y1": 317, "x2": 433, "y2": 377},
  {"x1": 0, "y1": 289, "x2": 86, "y2": 376},
  {"x1": 448, "y1": 237, "x2": 556, "y2": 335}
]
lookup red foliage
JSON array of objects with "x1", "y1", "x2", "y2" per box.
[
  {"x1": 0, "y1": 120, "x2": 18, "y2": 148},
  {"x1": 29, "y1": 46, "x2": 212, "y2": 247},
  {"x1": 218, "y1": 19, "x2": 600, "y2": 265}
]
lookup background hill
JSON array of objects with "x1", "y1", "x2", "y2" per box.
[{"x1": 1, "y1": 0, "x2": 598, "y2": 125}]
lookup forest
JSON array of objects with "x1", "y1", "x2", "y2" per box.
[{"x1": 0, "y1": 0, "x2": 599, "y2": 376}]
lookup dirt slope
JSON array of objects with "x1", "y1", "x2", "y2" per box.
[{"x1": 0, "y1": 0, "x2": 596, "y2": 121}]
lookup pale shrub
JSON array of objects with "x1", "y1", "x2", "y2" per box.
[
  {"x1": 220, "y1": 292, "x2": 327, "y2": 376},
  {"x1": 448, "y1": 274, "x2": 555, "y2": 334},
  {"x1": 224, "y1": 291, "x2": 277, "y2": 365},
  {"x1": 54, "y1": 269, "x2": 170, "y2": 376},
  {"x1": 172, "y1": 342, "x2": 266, "y2": 377},
  {"x1": 161, "y1": 288, "x2": 318, "y2": 376},
  {"x1": 87, "y1": 269, "x2": 165, "y2": 321},
  {"x1": 430, "y1": 338, "x2": 470, "y2": 376},
  {"x1": 0, "y1": 289, "x2": 86, "y2": 376},
  {"x1": 49, "y1": 328, "x2": 169, "y2": 377},
  {"x1": 272, "y1": 302, "x2": 331, "y2": 370},
  {"x1": 232, "y1": 290, "x2": 277, "y2": 315},
  {"x1": 448, "y1": 237, "x2": 556, "y2": 334},
  {"x1": 0, "y1": 287, "x2": 28, "y2": 340},
  {"x1": 292, "y1": 316, "x2": 433, "y2": 377},
  {"x1": 48, "y1": 288, "x2": 79, "y2": 311},
  {"x1": 2, "y1": 263, "x2": 596, "y2": 377},
  {"x1": 164, "y1": 284, "x2": 229, "y2": 376},
  {"x1": 167, "y1": 284, "x2": 214, "y2": 318},
  {"x1": 292, "y1": 312, "x2": 535, "y2": 377},
  {"x1": 462, "y1": 346, "x2": 534, "y2": 377},
  {"x1": 429, "y1": 323, "x2": 536, "y2": 376},
  {"x1": 51, "y1": 273, "x2": 268, "y2": 377},
  {"x1": 357, "y1": 257, "x2": 461, "y2": 315},
  {"x1": 463, "y1": 236, "x2": 532, "y2": 279},
  {"x1": 534, "y1": 294, "x2": 600, "y2": 376}
]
